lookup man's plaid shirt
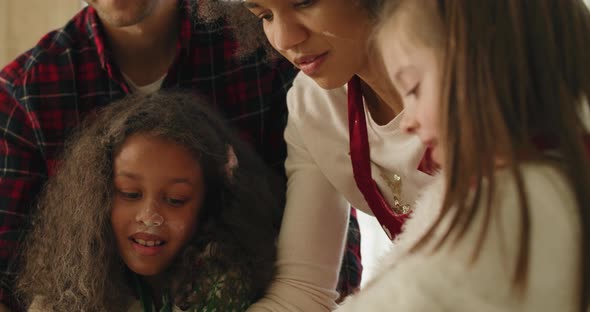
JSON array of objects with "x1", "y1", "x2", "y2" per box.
[{"x1": 0, "y1": 1, "x2": 361, "y2": 309}]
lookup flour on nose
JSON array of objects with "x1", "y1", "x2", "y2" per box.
[{"x1": 322, "y1": 31, "x2": 338, "y2": 38}]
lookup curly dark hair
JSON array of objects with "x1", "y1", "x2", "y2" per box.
[
  {"x1": 16, "y1": 91, "x2": 283, "y2": 311},
  {"x1": 194, "y1": 0, "x2": 385, "y2": 58}
]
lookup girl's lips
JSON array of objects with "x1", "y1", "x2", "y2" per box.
[
  {"x1": 131, "y1": 239, "x2": 165, "y2": 256},
  {"x1": 130, "y1": 232, "x2": 163, "y2": 241},
  {"x1": 129, "y1": 232, "x2": 166, "y2": 256},
  {"x1": 295, "y1": 52, "x2": 328, "y2": 76}
]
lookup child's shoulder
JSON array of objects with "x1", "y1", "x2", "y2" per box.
[{"x1": 496, "y1": 162, "x2": 576, "y2": 215}]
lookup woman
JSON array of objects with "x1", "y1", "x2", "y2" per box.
[{"x1": 198, "y1": 0, "x2": 435, "y2": 311}]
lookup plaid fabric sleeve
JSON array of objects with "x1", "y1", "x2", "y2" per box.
[
  {"x1": 0, "y1": 83, "x2": 46, "y2": 309},
  {"x1": 336, "y1": 208, "x2": 362, "y2": 300}
]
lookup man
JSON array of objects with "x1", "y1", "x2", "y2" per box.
[{"x1": 0, "y1": 0, "x2": 360, "y2": 310}]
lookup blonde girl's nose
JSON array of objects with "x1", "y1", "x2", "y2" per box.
[{"x1": 400, "y1": 114, "x2": 419, "y2": 133}]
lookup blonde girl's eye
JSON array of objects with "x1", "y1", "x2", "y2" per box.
[{"x1": 406, "y1": 83, "x2": 421, "y2": 98}]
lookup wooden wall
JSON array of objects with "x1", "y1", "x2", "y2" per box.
[{"x1": 0, "y1": 1, "x2": 83, "y2": 67}]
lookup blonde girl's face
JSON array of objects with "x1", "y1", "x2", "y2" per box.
[
  {"x1": 244, "y1": 0, "x2": 373, "y2": 89},
  {"x1": 111, "y1": 134, "x2": 205, "y2": 277},
  {"x1": 378, "y1": 18, "x2": 445, "y2": 166}
]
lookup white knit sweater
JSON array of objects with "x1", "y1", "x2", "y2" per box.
[{"x1": 336, "y1": 164, "x2": 581, "y2": 312}]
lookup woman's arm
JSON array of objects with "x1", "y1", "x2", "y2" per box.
[{"x1": 247, "y1": 114, "x2": 351, "y2": 312}]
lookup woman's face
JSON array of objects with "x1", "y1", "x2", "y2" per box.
[
  {"x1": 111, "y1": 134, "x2": 205, "y2": 277},
  {"x1": 244, "y1": 0, "x2": 373, "y2": 89}
]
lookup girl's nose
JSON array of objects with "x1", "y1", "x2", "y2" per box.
[{"x1": 136, "y1": 200, "x2": 164, "y2": 227}]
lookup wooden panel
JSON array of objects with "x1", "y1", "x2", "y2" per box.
[
  {"x1": 0, "y1": 0, "x2": 83, "y2": 67},
  {"x1": 0, "y1": 1, "x2": 8, "y2": 67}
]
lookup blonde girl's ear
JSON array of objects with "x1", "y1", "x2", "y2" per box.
[{"x1": 224, "y1": 145, "x2": 239, "y2": 182}]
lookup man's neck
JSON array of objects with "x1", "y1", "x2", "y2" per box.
[{"x1": 103, "y1": 1, "x2": 180, "y2": 86}]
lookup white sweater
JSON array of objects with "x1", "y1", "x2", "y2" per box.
[
  {"x1": 336, "y1": 164, "x2": 581, "y2": 312},
  {"x1": 248, "y1": 73, "x2": 433, "y2": 311}
]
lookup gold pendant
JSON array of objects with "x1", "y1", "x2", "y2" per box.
[{"x1": 380, "y1": 172, "x2": 412, "y2": 215}]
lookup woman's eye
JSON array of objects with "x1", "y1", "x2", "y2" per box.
[
  {"x1": 259, "y1": 13, "x2": 273, "y2": 21},
  {"x1": 294, "y1": 0, "x2": 315, "y2": 8}
]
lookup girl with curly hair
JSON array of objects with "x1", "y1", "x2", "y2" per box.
[
  {"x1": 16, "y1": 91, "x2": 283, "y2": 312},
  {"x1": 195, "y1": 0, "x2": 436, "y2": 310},
  {"x1": 337, "y1": 0, "x2": 590, "y2": 311}
]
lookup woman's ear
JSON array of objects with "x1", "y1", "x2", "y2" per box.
[{"x1": 224, "y1": 145, "x2": 239, "y2": 182}]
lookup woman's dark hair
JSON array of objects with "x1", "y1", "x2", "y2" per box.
[
  {"x1": 16, "y1": 91, "x2": 283, "y2": 311},
  {"x1": 194, "y1": 0, "x2": 385, "y2": 58}
]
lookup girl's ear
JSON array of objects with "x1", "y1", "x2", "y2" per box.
[{"x1": 224, "y1": 145, "x2": 239, "y2": 182}]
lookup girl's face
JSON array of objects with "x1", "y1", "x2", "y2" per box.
[
  {"x1": 111, "y1": 134, "x2": 205, "y2": 277},
  {"x1": 244, "y1": 0, "x2": 373, "y2": 89},
  {"x1": 378, "y1": 22, "x2": 445, "y2": 166}
]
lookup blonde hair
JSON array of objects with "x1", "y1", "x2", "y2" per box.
[{"x1": 378, "y1": 1, "x2": 590, "y2": 310}]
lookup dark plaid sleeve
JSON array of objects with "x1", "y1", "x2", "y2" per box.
[
  {"x1": 0, "y1": 78, "x2": 46, "y2": 309},
  {"x1": 337, "y1": 208, "x2": 362, "y2": 300}
]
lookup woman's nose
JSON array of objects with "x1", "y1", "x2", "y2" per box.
[
  {"x1": 269, "y1": 15, "x2": 308, "y2": 52},
  {"x1": 136, "y1": 199, "x2": 164, "y2": 227}
]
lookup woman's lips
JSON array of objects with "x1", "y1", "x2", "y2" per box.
[{"x1": 295, "y1": 52, "x2": 328, "y2": 76}]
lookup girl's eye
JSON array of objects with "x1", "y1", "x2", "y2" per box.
[
  {"x1": 118, "y1": 190, "x2": 142, "y2": 200},
  {"x1": 166, "y1": 197, "x2": 188, "y2": 207}
]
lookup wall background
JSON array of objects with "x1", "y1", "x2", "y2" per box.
[{"x1": 0, "y1": 1, "x2": 84, "y2": 67}]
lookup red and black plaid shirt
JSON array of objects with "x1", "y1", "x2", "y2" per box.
[{"x1": 0, "y1": 1, "x2": 361, "y2": 309}]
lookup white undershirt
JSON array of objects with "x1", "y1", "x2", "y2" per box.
[{"x1": 122, "y1": 72, "x2": 166, "y2": 95}]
